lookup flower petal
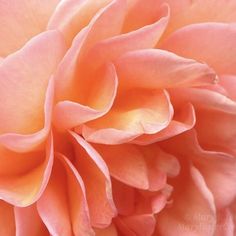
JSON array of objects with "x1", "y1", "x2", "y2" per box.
[
  {"x1": 132, "y1": 103, "x2": 196, "y2": 144},
  {"x1": 0, "y1": 0, "x2": 60, "y2": 56},
  {"x1": 115, "y1": 49, "x2": 216, "y2": 90},
  {"x1": 37, "y1": 153, "x2": 94, "y2": 236},
  {"x1": 48, "y1": 0, "x2": 112, "y2": 44},
  {"x1": 15, "y1": 204, "x2": 49, "y2": 236},
  {"x1": 115, "y1": 214, "x2": 156, "y2": 236},
  {"x1": 53, "y1": 63, "x2": 117, "y2": 131},
  {"x1": 71, "y1": 132, "x2": 117, "y2": 228},
  {"x1": 161, "y1": 23, "x2": 236, "y2": 74},
  {"x1": 157, "y1": 165, "x2": 216, "y2": 236},
  {"x1": 83, "y1": 4, "x2": 169, "y2": 71},
  {"x1": 0, "y1": 201, "x2": 15, "y2": 235},
  {"x1": 0, "y1": 134, "x2": 53, "y2": 207},
  {"x1": 0, "y1": 30, "x2": 66, "y2": 151},
  {"x1": 82, "y1": 89, "x2": 173, "y2": 144}
]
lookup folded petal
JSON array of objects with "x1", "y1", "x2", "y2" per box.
[
  {"x1": 0, "y1": 134, "x2": 53, "y2": 207},
  {"x1": 37, "y1": 154, "x2": 94, "y2": 236},
  {"x1": 71, "y1": 132, "x2": 117, "y2": 228},
  {"x1": 0, "y1": 201, "x2": 15, "y2": 235},
  {"x1": 48, "y1": 0, "x2": 112, "y2": 44},
  {"x1": 0, "y1": 30, "x2": 66, "y2": 151},
  {"x1": 0, "y1": 0, "x2": 60, "y2": 56},
  {"x1": 161, "y1": 131, "x2": 236, "y2": 209},
  {"x1": 82, "y1": 89, "x2": 173, "y2": 144},
  {"x1": 157, "y1": 165, "x2": 216, "y2": 236},
  {"x1": 83, "y1": 4, "x2": 169, "y2": 71},
  {"x1": 161, "y1": 23, "x2": 236, "y2": 74},
  {"x1": 132, "y1": 103, "x2": 196, "y2": 144},
  {"x1": 15, "y1": 204, "x2": 49, "y2": 236},
  {"x1": 115, "y1": 49, "x2": 216, "y2": 90},
  {"x1": 53, "y1": 63, "x2": 117, "y2": 131},
  {"x1": 219, "y1": 75, "x2": 236, "y2": 101},
  {"x1": 169, "y1": 88, "x2": 236, "y2": 154}
]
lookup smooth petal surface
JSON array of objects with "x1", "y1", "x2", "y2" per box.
[
  {"x1": 71, "y1": 132, "x2": 117, "y2": 228},
  {"x1": 0, "y1": 30, "x2": 66, "y2": 151},
  {"x1": 94, "y1": 144, "x2": 149, "y2": 189},
  {"x1": 0, "y1": 0, "x2": 60, "y2": 56},
  {"x1": 0, "y1": 201, "x2": 15, "y2": 235},
  {"x1": 15, "y1": 204, "x2": 49, "y2": 236},
  {"x1": 161, "y1": 23, "x2": 236, "y2": 74},
  {"x1": 115, "y1": 49, "x2": 216, "y2": 90},
  {"x1": 158, "y1": 0, "x2": 236, "y2": 37},
  {"x1": 0, "y1": 135, "x2": 53, "y2": 207},
  {"x1": 115, "y1": 214, "x2": 156, "y2": 236}
]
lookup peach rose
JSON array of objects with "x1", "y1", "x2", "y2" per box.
[{"x1": 0, "y1": 0, "x2": 236, "y2": 235}]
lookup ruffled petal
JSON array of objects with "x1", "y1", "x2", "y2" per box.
[
  {"x1": 157, "y1": 165, "x2": 216, "y2": 236},
  {"x1": 0, "y1": 30, "x2": 66, "y2": 152},
  {"x1": 0, "y1": 134, "x2": 53, "y2": 207},
  {"x1": 132, "y1": 103, "x2": 196, "y2": 144},
  {"x1": 71, "y1": 132, "x2": 117, "y2": 228},
  {"x1": 37, "y1": 154, "x2": 94, "y2": 236},
  {"x1": 53, "y1": 63, "x2": 117, "y2": 131},
  {"x1": 82, "y1": 89, "x2": 173, "y2": 144}
]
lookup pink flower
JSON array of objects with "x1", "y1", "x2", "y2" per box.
[{"x1": 0, "y1": 0, "x2": 236, "y2": 235}]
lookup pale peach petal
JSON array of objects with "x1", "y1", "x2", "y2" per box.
[
  {"x1": 95, "y1": 223, "x2": 118, "y2": 236},
  {"x1": 132, "y1": 103, "x2": 196, "y2": 144},
  {"x1": 0, "y1": 201, "x2": 15, "y2": 235},
  {"x1": 15, "y1": 204, "x2": 49, "y2": 236},
  {"x1": 71, "y1": 132, "x2": 117, "y2": 228},
  {"x1": 37, "y1": 153, "x2": 94, "y2": 236},
  {"x1": 0, "y1": 30, "x2": 66, "y2": 152},
  {"x1": 53, "y1": 63, "x2": 117, "y2": 131},
  {"x1": 161, "y1": 131, "x2": 236, "y2": 209},
  {"x1": 115, "y1": 49, "x2": 216, "y2": 90},
  {"x1": 116, "y1": 214, "x2": 156, "y2": 236},
  {"x1": 37, "y1": 157, "x2": 73, "y2": 236},
  {"x1": 0, "y1": 0, "x2": 60, "y2": 56},
  {"x1": 82, "y1": 89, "x2": 173, "y2": 144},
  {"x1": 161, "y1": 23, "x2": 236, "y2": 74},
  {"x1": 123, "y1": 0, "x2": 166, "y2": 32},
  {"x1": 215, "y1": 209, "x2": 234, "y2": 236},
  {"x1": 83, "y1": 4, "x2": 169, "y2": 71},
  {"x1": 94, "y1": 144, "x2": 149, "y2": 189},
  {"x1": 0, "y1": 134, "x2": 53, "y2": 207},
  {"x1": 157, "y1": 165, "x2": 216, "y2": 236},
  {"x1": 53, "y1": 0, "x2": 126, "y2": 103},
  {"x1": 158, "y1": 0, "x2": 236, "y2": 37},
  {"x1": 169, "y1": 88, "x2": 236, "y2": 154},
  {"x1": 48, "y1": 0, "x2": 112, "y2": 44}
]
